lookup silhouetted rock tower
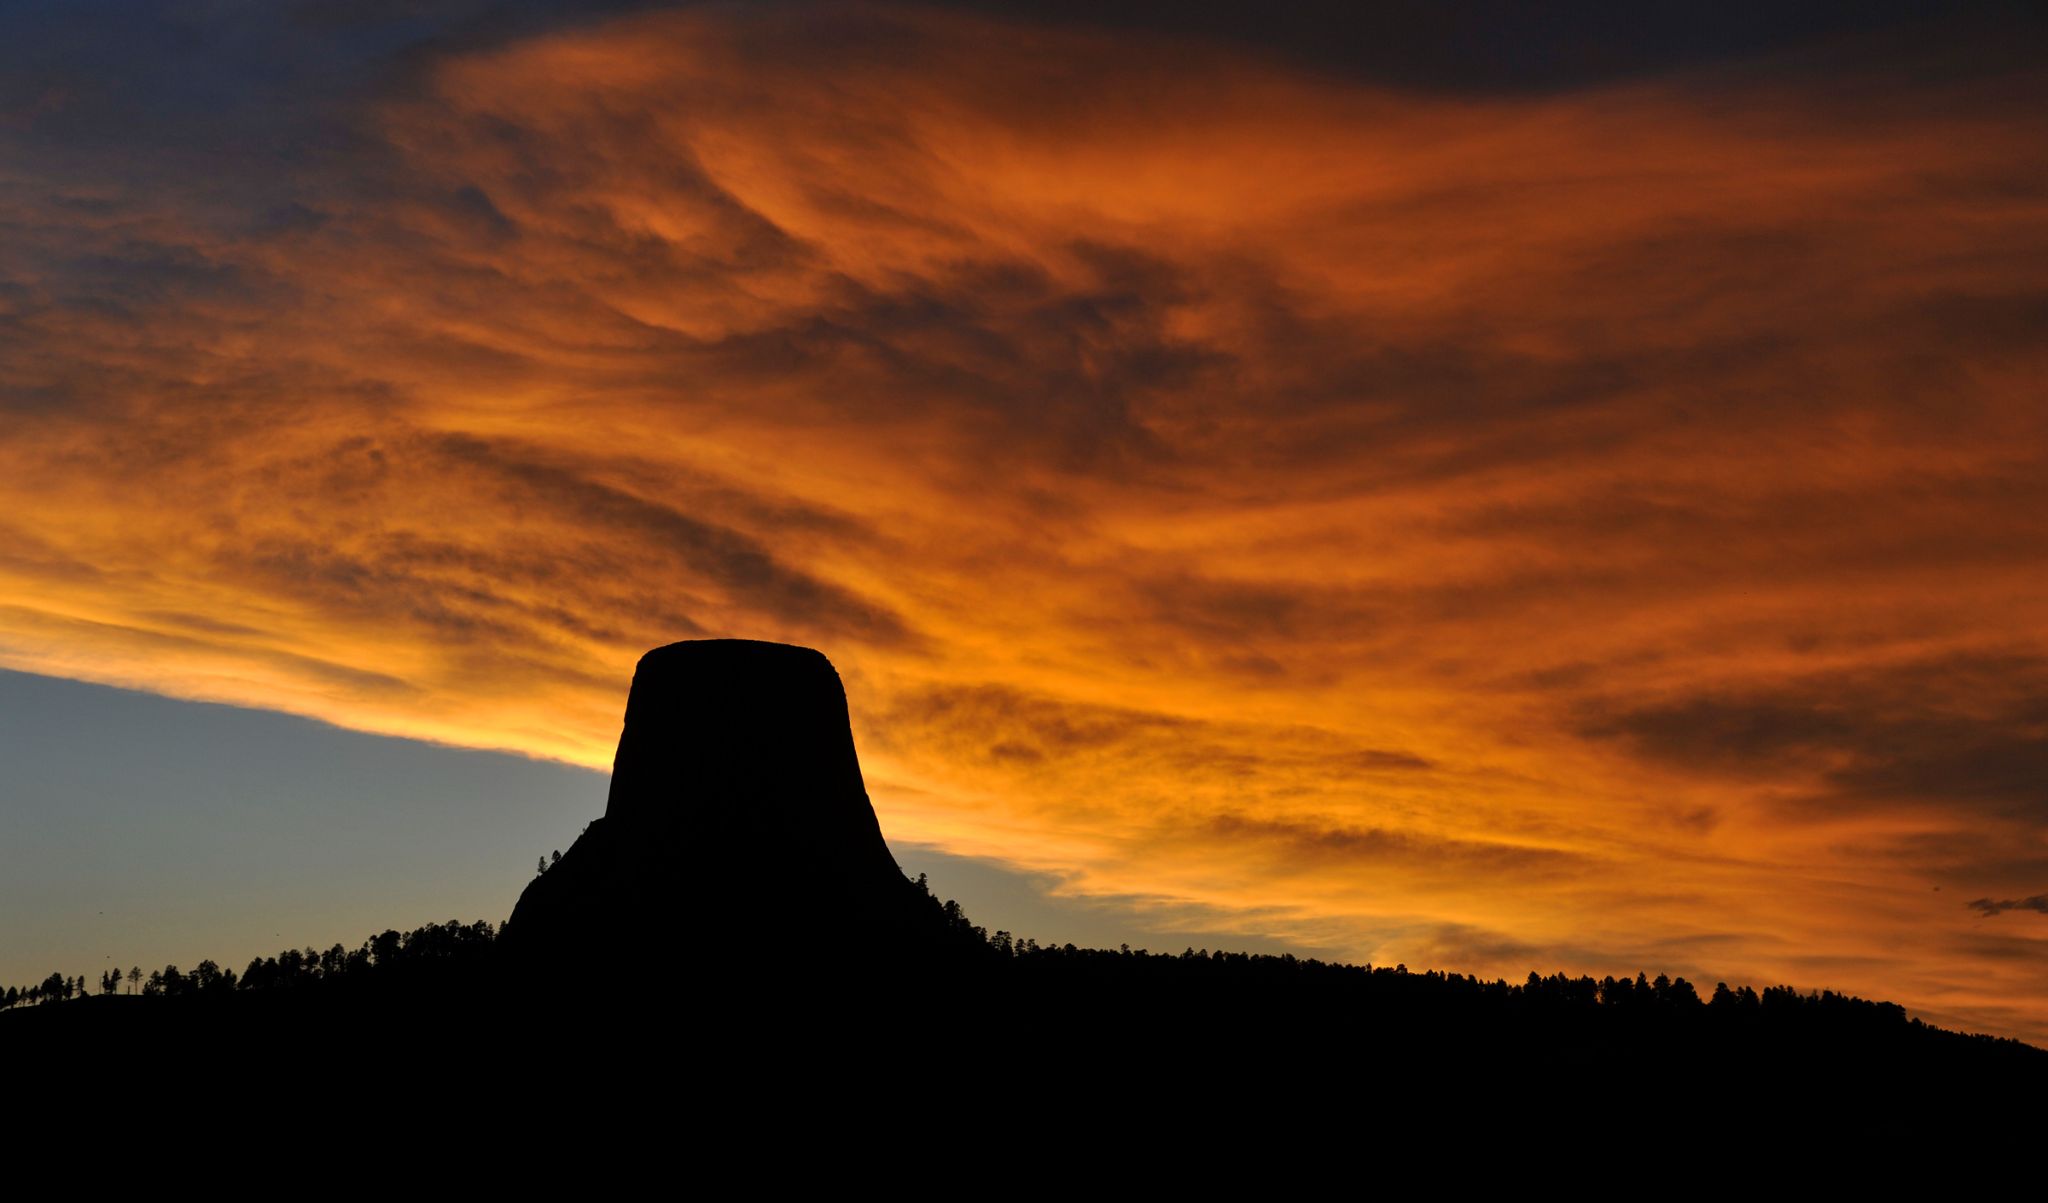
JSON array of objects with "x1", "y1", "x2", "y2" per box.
[{"x1": 505, "y1": 640, "x2": 942, "y2": 973}]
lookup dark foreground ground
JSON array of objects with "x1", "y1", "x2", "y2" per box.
[
  {"x1": 11, "y1": 929, "x2": 2040, "y2": 1089},
  {"x1": 9, "y1": 885, "x2": 2041, "y2": 1161},
  {"x1": 9, "y1": 954, "x2": 2042, "y2": 1171}
]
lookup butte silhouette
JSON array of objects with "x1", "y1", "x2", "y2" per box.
[{"x1": 504, "y1": 639, "x2": 947, "y2": 973}]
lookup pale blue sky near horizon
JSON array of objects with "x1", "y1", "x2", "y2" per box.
[{"x1": 0, "y1": 668, "x2": 1307, "y2": 989}]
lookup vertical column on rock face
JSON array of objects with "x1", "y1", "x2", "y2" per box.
[
  {"x1": 606, "y1": 640, "x2": 894, "y2": 871},
  {"x1": 505, "y1": 640, "x2": 939, "y2": 968}
]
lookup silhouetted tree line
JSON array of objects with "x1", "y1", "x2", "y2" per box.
[
  {"x1": 3, "y1": 877, "x2": 2036, "y2": 1071},
  {"x1": 2, "y1": 920, "x2": 498, "y2": 1010},
  {"x1": 2, "y1": 972, "x2": 97, "y2": 1010},
  {"x1": 897, "y1": 873, "x2": 2030, "y2": 1061}
]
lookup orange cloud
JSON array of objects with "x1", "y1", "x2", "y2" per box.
[{"x1": 4, "y1": 6, "x2": 2047, "y2": 1038}]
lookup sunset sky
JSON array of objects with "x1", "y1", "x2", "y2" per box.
[{"x1": 5, "y1": 1, "x2": 2047, "y2": 1040}]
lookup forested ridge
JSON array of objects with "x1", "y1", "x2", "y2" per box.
[{"x1": 7, "y1": 872, "x2": 2035, "y2": 1072}]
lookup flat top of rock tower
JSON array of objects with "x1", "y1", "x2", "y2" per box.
[
  {"x1": 635, "y1": 639, "x2": 835, "y2": 674},
  {"x1": 604, "y1": 638, "x2": 867, "y2": 829}
]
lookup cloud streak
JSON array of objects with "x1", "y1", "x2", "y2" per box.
[{"x1": 1970, "y1": 895, "x2": 2048, "y2": 918}]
